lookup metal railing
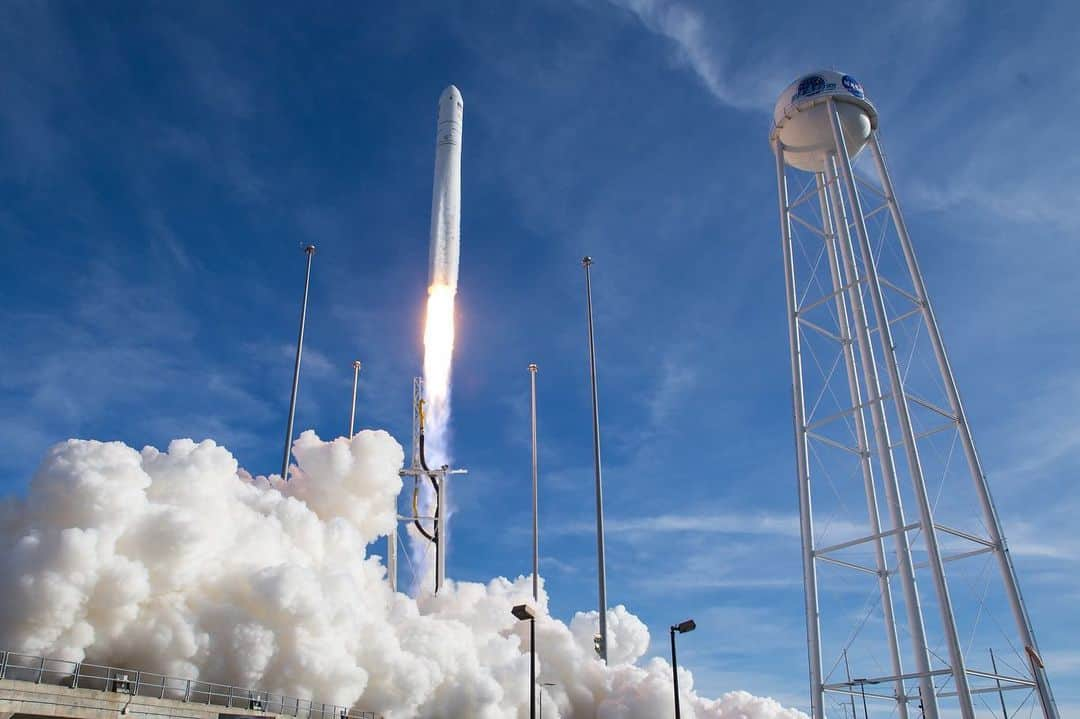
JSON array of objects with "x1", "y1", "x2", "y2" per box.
[{"x1": 0, "y1": 650, "x2": 377, "y2": 719}]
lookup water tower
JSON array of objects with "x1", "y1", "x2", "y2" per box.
[{"x1": 771, "y1": 70, "x2": 1058, "y2": 719}]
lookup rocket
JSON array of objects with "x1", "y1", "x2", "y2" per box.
[{"x1": 428, "y1": 85, "x2": 463, "y2": 290}]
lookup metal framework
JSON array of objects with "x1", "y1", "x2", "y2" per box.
[
  {"x1": 773, "y1": 98, "x2": 1057, "y2": 719},
  {"x1": 387, "y1": 377, "x2": 466, "y2": 595},
  {"x1": 0, "y1": 649, "x2": 378, "y2": 719}
]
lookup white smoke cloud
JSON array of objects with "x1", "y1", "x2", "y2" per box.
[{"x1": 0, "y1": 431, "x2": 805, "y2": 719}]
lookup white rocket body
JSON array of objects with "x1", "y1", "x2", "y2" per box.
[{"x1": 429, "y1": 85, "x2": 463, "y2": 290}]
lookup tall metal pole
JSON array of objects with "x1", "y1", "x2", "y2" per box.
[
  {"x1": 670, "y1": 627, "x2": 682, "y2": 719},
  {"x1": 825, "y1": 152, "x2": 939, "y2": 719},
  {"x1": 530, "y1": 618, "x2": 536, "y2": 719},
  {"x1": 868, "y1": 135, "x2": 1058, "y2": 719},
  {"x1": 529, "y1": 363, "x2": 540, "y2": 602},
  {"x1": 775, "y1": 143, "x2": 824, "y2": 719},
  {"x1": 436, "y1": 468, "x2": 446, "y2": 593},
  {"x1": 581, "y1": 256, "x2": 609, "y2": 663},
  {"x1": 818, "y1": 173, "x2": 908, "y2": 719},
  {"x1": 281, "y1": 244, "x2": 316, "y2": 482},
  {"x1": 387, "y1": 524, "x2": 398, "y2": 593},
  {"x1": 349, "y1": 360, "x2": 362, "y2": 437},
  {"x1": 829, "y1": 98, "x2": 974, "y2": 718}
]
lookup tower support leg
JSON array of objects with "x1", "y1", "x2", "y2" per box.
[
  {"x1": 867, "y1": 135, "x2": 1059, "y2": 719},
  {"x1": 824, "y1": 150, "x2": 941, "y2": 719},
  {"x1": 816, "y1": 173, "x2": 909, "y2": 719},
  {"x1": 828, "y1": 98, "x2": 975, "y2": 719},
  {"x1": 775, "y1": 141, "x2": 824, "y2": 719}
]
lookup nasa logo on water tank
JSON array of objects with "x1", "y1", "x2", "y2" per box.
[
  {"x1": 841, "y1": 75, "x2": 865, "y2": 99},
  {"x1": 794, "y1": 74, "x2": 832, "y2": 101}
]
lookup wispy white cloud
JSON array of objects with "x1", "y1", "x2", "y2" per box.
[
  {"x1": 883, "y1": 9, "x2": 1080, "y2": 234},
  {"x1": 278, "y1": 343, "x2": 335, "y2": 378},
  {"x1": 552, "y1": 510, "x2": 802, "y2": 537},
  {"x1": 1042, "y1": 650, "x2": 1080, "y2": 673},
  {"x1": 0, "y1": 262, "x2": 280, "y2": 475},
  {"x1": 694, "y1": 605, "x2": 806, "y2": 651},
  {"x1": 0, "y1": 2, "x2": 80, "y2": 179},
  {"x1": 647, "y1": 352, "x2": 699, "y2": 426},
  {"x1": 540, "y1": 555, "x2": 580, "y2": 574},
  {"x1": 1002, "y1": 498, "x2": 1080, "y2": 563},
  {"x1": 553, "y1": 509, "x2": 873, "y2": 547},
  {"x1": 637, "y1": 574, "x2": 801, "y2": 591},
  {"x1": 605, "y1": 0, "x2": 781, "y2": 110},
  {"x1": 144, "y1": 207, "x2": 195, "y2": 271}
]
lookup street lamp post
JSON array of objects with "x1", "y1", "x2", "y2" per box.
[
  {"x1": 512, "y1": 604, "x2": 537, "y2": 719},
  {"x1": 670, "y1": 619, "x2": 696, "y2": 719},
  {"x1": 528, "y1": 363, "x2": 539, "y2": 602}
]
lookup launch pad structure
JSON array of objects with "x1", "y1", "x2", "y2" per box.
[{"x1": 387, "y1": 377, "x2": 466, "y2": 594}]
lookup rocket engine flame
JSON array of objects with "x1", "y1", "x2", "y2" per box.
[{"x1": 421, "y1": 283, "x2": 456, "y2": 462}]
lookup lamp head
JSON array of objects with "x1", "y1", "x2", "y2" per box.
[
  {"x1": 673, "y1": 619, "x2": 696, "y2": 634},
  {"x1": 512, "y1": 604, "x2": 536, "y2": 621}
]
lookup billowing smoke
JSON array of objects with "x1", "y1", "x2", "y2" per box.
[{"x1": 0, "y1": 431, "x2": 806, "y2": 719}]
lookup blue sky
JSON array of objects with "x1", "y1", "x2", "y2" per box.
[{"x1": 1, "y1": 0, "x2": 1078, "y2": 714}]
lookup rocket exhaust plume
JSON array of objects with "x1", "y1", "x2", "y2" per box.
[{"x1": 421, "y1": 285, "x2": 455, "y2": 455}]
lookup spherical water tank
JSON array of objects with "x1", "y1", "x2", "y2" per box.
[{"x1": 772, "y1": 70, "x2": 877, "y2": 172}]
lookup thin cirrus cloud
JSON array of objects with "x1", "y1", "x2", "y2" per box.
[{"x1": 605, "y1": 0, "x2": 782, "y2": 110}]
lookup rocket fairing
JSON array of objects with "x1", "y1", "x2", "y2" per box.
[{"x1": 428, "y1": 85, "x2": 463, "y2": 290}]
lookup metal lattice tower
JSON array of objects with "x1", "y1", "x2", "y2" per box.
[{"x1": 771, "y1": 71, "x2": 1057, "y2": 719}]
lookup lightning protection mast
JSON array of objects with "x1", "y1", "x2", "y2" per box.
[
  {"x1": 281, "y1": 244, "x2": 316, "y2": 482},
  {"x1": 772, "y1": 70, "x2": 1057, "y2": 719}
]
